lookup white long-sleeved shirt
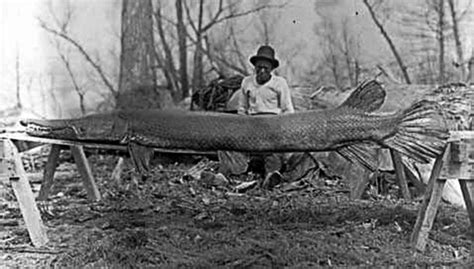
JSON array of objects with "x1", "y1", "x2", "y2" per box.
[{"x1": 237, "y1": 75, "x2": 294, "y2": 115}]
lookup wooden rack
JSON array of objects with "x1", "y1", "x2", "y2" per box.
[
  {"x1": 411, "y1": 131, "x2": 474, "y2": 258},
  {"x1": 0, "y1": 132, "x2": 215, "y2": 247},
  {"x1": 0, "y1": 131, "x2": 472, "y2": 258}
]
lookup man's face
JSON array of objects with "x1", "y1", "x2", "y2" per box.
[{"x1": 254, "y1": 59, "x2": 273, "y2": 85}]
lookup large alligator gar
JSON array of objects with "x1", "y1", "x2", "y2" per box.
[{"x1": 20, "y1": 81, "x2": 448, "y2": 166}]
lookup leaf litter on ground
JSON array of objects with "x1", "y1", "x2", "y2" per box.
[{"x1": 0, "y1": 151, "x2": 472, "y2": 268}]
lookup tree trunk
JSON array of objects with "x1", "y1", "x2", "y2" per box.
[
  {"x1": 354, "y1": 60, "x2": 360, "y2": 85},
  {"x1": 193, "y1": 36, "x2": 204, "y2": 91},
  {"x1": 15, "y1": 44, "x2": 22, "y2": 109},
  {"x1": 447, "y1": 0, "x2": 466, "y2": 81},
  {"x1": 340, "y1": 20, "x2": 355, "y2": 87},
  {"x1": 469, "y1": 49, "x2": 474, "y2": 83},
  {"x1": 437, "y1": 0, "x2": 445, "y2": 84},
  {"x1": 329, "y1": 50, "x2": 341, "y2": 90},
  {"x1": 192, "y1": 0, "x2": 205, "y2": 94},
  {"x1": 176, "y1": 0, "x2": 189, "y2": 100},
  {"x1": 118, "y1": 0, "x2": 160, "y2": 109},
  {"x1": 155, "y1": 3, "x2": 179, "y2": 99}
]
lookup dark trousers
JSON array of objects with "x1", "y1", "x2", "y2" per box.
[{"x1": 248, "y1": 153, "x2": 286, "y2": 177}]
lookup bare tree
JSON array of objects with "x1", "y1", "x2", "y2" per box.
[
  {"x1": 204, "y1": 6, "x2": 251, "y2": 77},
  {"x1": 189, "y1": 0, "x2": 205, "y2": 91},
  {"x1": 435, "y1": 0, "x2": 446, "y2": 84},
  {"x1": 150, "y1": 0, "x2": 285, "y2": 100},
  {"x1": 255, "y1": 0, "x2": 278, "y2": 45},
  {"x1": 38, "y1": 3, "x2": 117, "y2": 98},
  {"x1": 55, "y1": 44, "x2": 87, "y2": 115},
  {"x1": 205, "y1": 30, "x2": 250, "y2": 76},
  {"x1": 447, "y1": 0, "x2": 472, "y2": 81},
  {"x1": 362, "y1": 0, "x2": 411, "y2": 84},
  {"x1": 395, "y1": 0, "x2": 473, "y2": 84},
  {"x1": 227, "y1": 23, "x2": 250, "y2": 75},
  {"x1": 339, "y1": 19, "x2": 361, "y2": 87},
  {"x1": 154, "y1": 2, "x2": 179, "y2": 99},
  {"x1": 39, "y1": 1, "x2": 95, "y2": 114},
  {"x1": 38, "y1": 28, "x2": 116, "y2": 96},
  {"x1": 469, "y1": 49, "x2": 474, "y2": 82},
  {"x1": 176, "y1": 0, "x2": 189, "y2": 99},
  {"x1": 312, "y1": 7, "x2": 362, "y2": 90},
  {"x1": 118, "y1": 0, "x2": 160, "y2": 109},
  {"x1": 183, "y1": 0, "x2": 286, "y2": 92},
  {"x1": 15, "y1": 42, "x2": 21, "y2": 109}
]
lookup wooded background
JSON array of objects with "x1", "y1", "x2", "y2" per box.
[{"x1": 0, "y1": 0, "x2": 473, "y2": 118}]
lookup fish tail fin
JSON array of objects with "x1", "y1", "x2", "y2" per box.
[{"x1": 383, "y1": 100, "x2": 449, "y2": 163}]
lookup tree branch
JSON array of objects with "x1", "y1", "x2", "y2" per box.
[
  {"x1": 202, "y1": 0, "x2": 224, "y2": 32},
  {"x1": 183, "y1": 0, "x2": 198, "y2": 35},
  {"x1": 56, "y1": 45, "x2": 86, "y2": 114},
  {"x1": 362, "y1": 0, "x2": 411, "y2": 84},
  {"x1": 154, "y1": 3, "x2": 179, "y2": 95},
  {"x1": 38, "y1": 19, "x2": 117, "y2": 95},
  {"x1": 201, "y1": 2, "x2": 287, "y2": 33}
]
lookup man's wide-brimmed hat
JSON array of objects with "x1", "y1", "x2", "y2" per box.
[{"x1": 250, "y1": 45, "x2": 279, "y2": 69}]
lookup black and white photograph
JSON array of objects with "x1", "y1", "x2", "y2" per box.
[{"x1": 0, "y1": 0, "x2": 473, "y2": 267}]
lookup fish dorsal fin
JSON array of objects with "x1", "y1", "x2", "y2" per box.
[{"x1": 339, "y1": 80, "x2": 386, "y2": 112}]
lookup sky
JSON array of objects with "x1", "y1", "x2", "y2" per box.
[{"x1": 0, "y1": 0, "x2": 473, "y2": 118}]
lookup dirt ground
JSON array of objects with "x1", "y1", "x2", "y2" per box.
[{"x1": 0, "y1": 149, "x2": 473, "y2": 268}]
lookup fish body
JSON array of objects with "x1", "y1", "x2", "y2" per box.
[{"x1": 21, "y1": 81, "x2": 449, "y2": 166}]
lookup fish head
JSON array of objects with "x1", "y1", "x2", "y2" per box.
[
  {"x1": 20, "y1": 114, "x2": 126, "y2": 141},
  {"x1": 20, "y1": 118, "x2": 83, "y2": 139}
]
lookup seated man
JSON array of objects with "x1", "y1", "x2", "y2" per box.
[{"x1": 236, "y1": 45, "x2": 295, "y2": 186}]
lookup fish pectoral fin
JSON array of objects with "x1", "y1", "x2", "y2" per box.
[
  {"x1": 339, "y1": 80, "x2": 385, "y2": 112},
  {"x1": 336, "y1": 143, "x2": 379, "y2": 172}
]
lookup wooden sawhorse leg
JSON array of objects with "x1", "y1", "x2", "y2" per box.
[
  {"x1": 71, "y1": 145, "x2": 101, "y2": 201},
  {"x1": 38, "y1": 144, "x2": 61, "y2": 200},
  {"x1": 411, "y1": 152, "x2": 446, "y2": 252},
  {"x1": 459, "y1": 180, "x2": 474, "y2": 259},
  {"x1": 38, "y1": 144, "x2": 101, "y2": 202},
  {"x1": 390, "y1": 150, "x2": 411, "y2": 200},
  {"x1": 0, "y1": 139, "x2": 48, "y2": 247},
  {"x1": 412, "y1": 135, "x2": 474, "y2": 258}
]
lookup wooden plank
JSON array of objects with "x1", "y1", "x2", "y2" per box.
[
  {"x1": 459, "y1": 180, "x2": 474, "y2": 258},
  {"x1": 0, "y1": 139, "x2": 48, "y2": 247},
  {"x1": 70, "y1": 146, "x2": 101, "y2": 201},
  {"x1": 390, "y1": 149, "x2": 411, "y2": 200},
  {"x1": 411, "y1": 146, "x2": 447, "y2": 252},
  {"x1": 440, "y1": 138, "x2": 474, "y2": 181},
  {"x1": 0, "y1": 132, "x2": 215, "y2": 155},
  {"x1": 448, "y1": 131, "x2": 474, "y2": 141},
  {"x1": 38, "y1": 144, "x2": 61, "y2": 200}
]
